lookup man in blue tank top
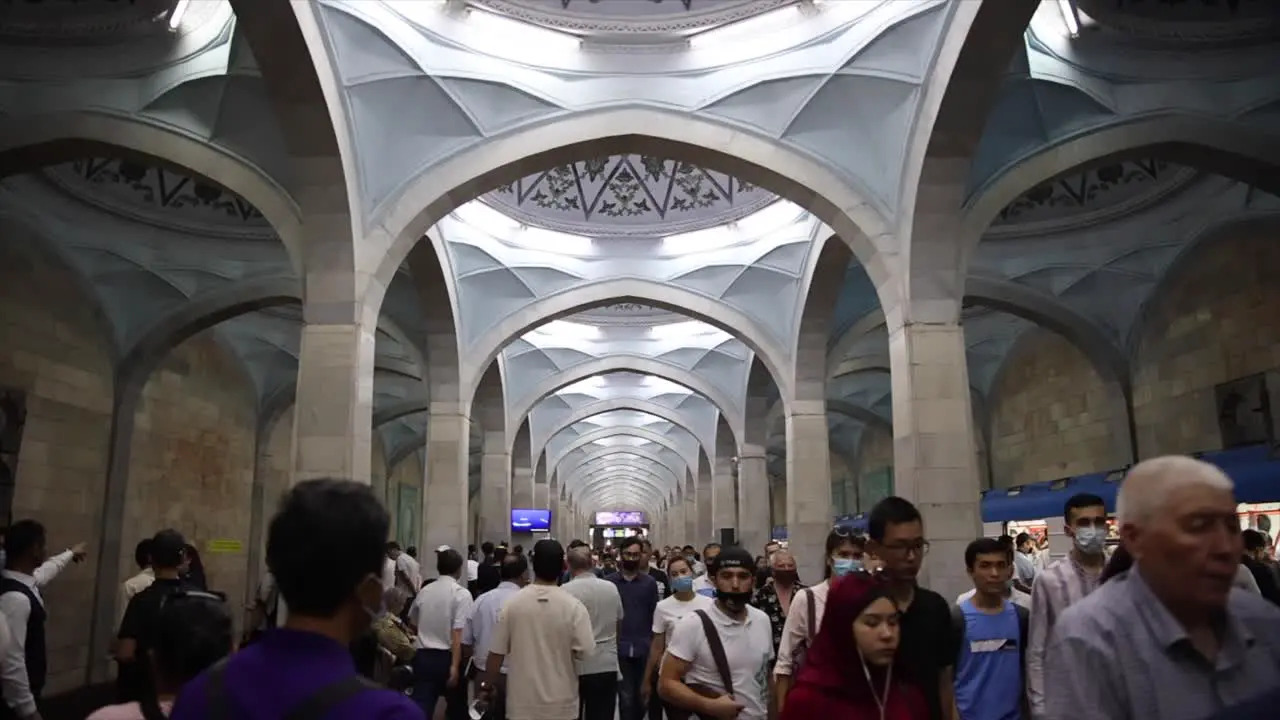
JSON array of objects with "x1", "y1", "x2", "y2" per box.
[{"x1": 952, "y1": 537, "x2": 1029, "y2": 720}]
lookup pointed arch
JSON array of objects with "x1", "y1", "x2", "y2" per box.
[
  {"x1": 534, "y1": 398, "x2": 710, "y2": 463},
  {"x1": 508, "y1": 354, "x2": 741, "y2": 453},
  {"x1": 563, "y1": 450, "x2": 682, "y2": 495},
  {"x1": 550, "y1": 427, "x2": 689, "y2": 479}
]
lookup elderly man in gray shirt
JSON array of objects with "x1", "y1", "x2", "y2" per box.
[{"x1": 1045, "y1": 456, "x2": 1280, "y2": 720}]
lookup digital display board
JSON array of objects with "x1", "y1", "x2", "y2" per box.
[
  {"x1": 594, "y1": 511, "x2": 645, "y2": 526},
  {"x1": 511, "y1": 508, "x2": 551, "y2": 532}
]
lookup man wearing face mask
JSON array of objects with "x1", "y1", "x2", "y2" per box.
[
  {"x1": 1026, "y1": 493, "x2": 1107, "y2": 720},
  {"x1": 607, "y1": 536, "x2": 660, "y2": 720},
  {"x1": 692, "y1": 543, "x2": 721, "y2": 597},
  {"x1": 660, "y1": 544, "x2": 773, "y2": 720},
  {"x1": 169, "y1": 479, "x2": 423, "y2": 719}
]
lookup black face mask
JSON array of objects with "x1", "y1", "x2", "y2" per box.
[
  {"x1": 620, "y1": 560, "x2": 639, "y2": 573},
  {"x1": 716, "y1": 589, "x2": 752, "y2": 613}
]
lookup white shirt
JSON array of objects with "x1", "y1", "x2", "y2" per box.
[
  {"x1": 692, "y1": 575, "x2": 715, "y2": 597},
  {"x1": 956, "y1": 587, "x2": 1032, "y2": 610},
  {"x1": 666, "y1": 603, "x2": 774, "y2": 720},
  {"x1": 651, "y1": 593, "x2": 712, "y2": 673},
  {"x1": 774, "y1": 580, "x2": 829, "y2": 677},
  {"x1": 381, "y1": 556, "x2": 396, "y2": 591},
  {"x1": 467, "y1": 559, "x2": 480, "y2": 583},
  {"x1": 464, "y1": 581, "x2": 521, "y2": 673},
  {"x1": 491, "y1": 584, "x2": 594, "y2": 720},
  {"x1": 396, "y1": 553, "x2": 422, "y2": 591},
  {"x1": 410, "y1": 575, "x2": 473, "y2": 650},
  {"x1": 559, "y1": 572, "x2": 624, "y2": 676},
  {"x1": 0, "y1": 550, "x2": 76, "y2": 716}
]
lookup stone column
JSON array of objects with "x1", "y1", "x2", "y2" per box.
[
  {"x1": 888, "y1": 321, "x2": 981, "y2": 600},
  {"x1": 668, "y1": 492, "x2": 685, "y2": 545},
  {"x1": 737, "y1": 445, "x2": 771, "y2": 558},
  {"x1": 696, "y1": 467, "x2": 713, "y2": 544},
  {"x1": 479, "y1": 431, "x2": 511, "y2": 546},
  {"x1": 510, "y1": 464, "x2": 535, "y2": 547},
  {"x1": 423, "y1": 410, "x2": 471, "y2": 571},
  {"x1": 785, "y1": 402, "x2": 832, "y2": 588},
  {"x1": 683, "y1": 488, "x2": 697, "y2": 542},
  {"x1": 712, "y1": 456, "x2": 736, "y2": 542},
  {"x1": 291, "y1": 323, "x2": 376, "y2": 482},
  {"x1": 534, "y1": 481, "x2": 549, "y2": 510}
]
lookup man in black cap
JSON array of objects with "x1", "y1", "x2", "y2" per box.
[
  {"x1": 659, "y1": 545, "x2": 774, "y2": 720},
  {"x1": 116, "y1": 529, "x2": 194, "y2": 702}
]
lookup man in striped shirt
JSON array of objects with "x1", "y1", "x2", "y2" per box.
[{"x1": 1026, "y1": 493, "x2": 1108, "y2": 720}]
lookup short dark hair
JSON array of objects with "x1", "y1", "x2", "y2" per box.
[
  {"x1": 1064, "y1": 493, "x2": 1106, "y2": 522},
  {"x1": 640, "y1": 538, "x2": 653, "y2": 551},
  {"x1": 436, "y1": 548, "x2": 464, "y2": 576},
  {"x1": 703, "y1": 542, "x2": 721, "y2": 554},
  {"x1": 266, "y1": 479, "x2": 389, "y2": 618},
  {"x1": 481, "y1": 541, "x2": 495, "y2": 555},
  {"x1": 1015, "y1": 532, "x2": 1031, "y2": 546},
  {"x1": 134, "y1": 539, "x2": 153, "y2": 569},
  {"x1": 513, "y1": 544, "x2": 524, "y2": 555},
  {"x1": 531, "y1": 539, "x2": 565, "y2": 581},
  {"x1": 568, "y1": 539, "x2": 588, "y2": 549},
  {"x1": 1243, "y1": 529, "x2": 1269, "y2": 552},
  {"x1": 150, "y1": 530, "x2": 187, "y2": 570},
  {"x1": 405, "y1": 546, "x2": 417, "y2": 558},
  {"x1": 386, "y1": 541, "x2": 401, "y2": 553},
  {"x1": 619, "y1": 536, "x2": 644, "y2": 553},
  {"x1": 965, "y1": 537, "x2": 1009, "y2": 570},
  {"x1": 682, "y1": 545, "x2": 695, "y2": 551},
  {"x1": 868, "y1": 496, "x2": 923, "y2": 542},
  {"x1": 4, "y1": 520, "x2": 45, "y2": 565},
  {"x1": 467, "y1": 544, "x2": 476, "y2": 554},
  {"x1": 500, "y1": 553, "x2": 529, "y2": 581},
  {"x1": 153, "y1": 591, "x2": 232, "y2": 688},
  {"x1": 493, "y1": 546, "x2": 508, "y2": 563}
]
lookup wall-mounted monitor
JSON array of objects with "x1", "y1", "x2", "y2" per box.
[
  {"x1": 511, "y1": 508, "x2": 550, "y2": 532},
  {"x1": 595, "y1": 511, "x2": 645, "y2": 526}
]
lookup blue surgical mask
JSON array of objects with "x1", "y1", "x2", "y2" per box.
[
  {"x1": 832, "y1": 558, "x2": 861, "y2": 577},
  {"x1": 671, "y1": 575, "x2": 694, "y2": 593},
  {"x1": 1073, "y1": 526, "x2": 1106, "y2": 555}
]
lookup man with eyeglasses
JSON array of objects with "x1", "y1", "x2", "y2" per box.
[
  {"x1": 865, "y1": 497, "x2": 957, "y2": 720},
  {"x1": 1027, "y1": 493, "x2": 1108, "y2": 720}
]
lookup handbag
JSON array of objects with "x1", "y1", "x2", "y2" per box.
[{"x1": 665, "y1": 610, "x2": 736, "y2": 720}]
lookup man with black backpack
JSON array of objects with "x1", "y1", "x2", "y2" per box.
[{"x1": 952, "y1": 538, "x2": 1029, "y2": 720}]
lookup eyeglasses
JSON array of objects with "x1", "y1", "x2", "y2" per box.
[{"x1": 880, "y1": 540, "x2": 930, "y2": 557}]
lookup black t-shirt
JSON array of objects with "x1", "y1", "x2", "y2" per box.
[
  {"x1": 116, "y1": 577, "x2": 190, "y2": 702},
  {"x1": 647, "y1": 567, "x2": 671, "y2": 599},
  {"x1": 897, "y1": 586, "x2": 957, "y2": 720},
  {"x1": 476, "y1": 561, "x2": 501, "y2": 596}
]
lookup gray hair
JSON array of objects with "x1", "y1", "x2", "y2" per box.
[
  {"x1": 768, "y1": 550, "x2": 795, "y2": 568},
  {"x1": 384, "y1": 587, "x2": 411, "y2": 616},
  {"x1": 1117, "y1": 455, "x2": 1234, "y2": 527},
  {"x1": 567, "y1": 547, "x2": 593, "y2": 572}
]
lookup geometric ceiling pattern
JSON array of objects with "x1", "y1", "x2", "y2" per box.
[{"x1": 6, "y1": 0, "x2": 1278, "y2": 518}]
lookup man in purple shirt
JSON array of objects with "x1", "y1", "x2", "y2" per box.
[
  {"x1": 169, "y1": 479, "x2": 424, "y2": 720},
  {"x1": 607, "y1": 535, "x2": 659, "y2": 720}
]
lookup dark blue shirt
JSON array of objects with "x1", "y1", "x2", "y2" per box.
[
  {"x1": 169, "y1": 628, "x2": 423, "y2": 720},
  {"x1": 606, "y1": 571, "x2": 658, "y2": 659}
]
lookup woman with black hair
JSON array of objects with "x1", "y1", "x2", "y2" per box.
[
  {"x1": 90, "y1": 590, "x2": 232, "y2": 719},
  {"x1": 181, "y1": 544, "x2": 208, "y2": 592}
]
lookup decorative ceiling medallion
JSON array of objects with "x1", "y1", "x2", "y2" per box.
[
  {"x1": 43, "y1": 158, "x2": 271, "y2": 238},
  {"x1": 483, "y1": 155, "x2": 776, "y2": 237},
  {"x1": 995, "y1": 159, "x2": 1184, "y2": 227},
  {"x1": 0, "y1": 0, "x2": 179, "y2": 44},
  {"x1": 470, "y1": 0, "x2": 792, "y2": 35}
]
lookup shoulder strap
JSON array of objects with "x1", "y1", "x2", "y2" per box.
[
  {"x1": 695, "y1": 610, "x2": 734, "y2": 699},
  {"x1": 283, "y1": 674, "x2": 381, "y2": 720},
  {"x1": 805, "y1": 588, "x2": 816, "y2": 643},
  {"x1": 950, "y1": 603, "x2": 966, "y2": 664}
]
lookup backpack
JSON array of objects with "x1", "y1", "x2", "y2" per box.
[{"x1": 950, "y1": 600, "x2": 1029, "y2": 668}]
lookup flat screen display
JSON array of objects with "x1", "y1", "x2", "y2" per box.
[
  {"x1": 511, "y1": 508, "x2": 550, "y2": 532},
  {"x1": 595, "y1": 511, "x2": 645, "y2": 526}
]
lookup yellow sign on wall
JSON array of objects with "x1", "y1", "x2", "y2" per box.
[{"x1": 207, "y1": 539, "x2": 243, "y2": 554}]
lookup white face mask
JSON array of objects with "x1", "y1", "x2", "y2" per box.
[{"x1": 1073, "y1": 526, "x2": 1106, "y2": 555}]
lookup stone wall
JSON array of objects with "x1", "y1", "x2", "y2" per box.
[
  {"x1": 0, "y1": 241, "x2": 114, "y2": 692},
  {"x1": 122, "y1": 330, "x2": 257, "y2": 638},
  {"x1": 387, "y1": 452, "x2": 423, "y2": 551},
  {"x1": 988, "y1": 329, "x2": 1127, "y2": 487},
  {"x1": 1133, "y1": 226, "x2": 1280, "y2": 455},
  {"x1": 854, "y1": 425, "x2": 893, "y2": 512}
]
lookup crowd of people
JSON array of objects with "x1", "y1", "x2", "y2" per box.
[{"x1": 0, "y1": 454, "x2": 1277, "y2": 719}]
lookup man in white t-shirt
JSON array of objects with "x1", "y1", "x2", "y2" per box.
[
  {"x1": 660, "y1": 546, "x2": 773, "y2": 720},
  {"x1": 481, "y1": 539, "x2": 594, "y2": 720}
]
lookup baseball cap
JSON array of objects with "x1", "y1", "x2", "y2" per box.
[{"x1": 708, "y1": 545, "x2": 753, "y2": 575}]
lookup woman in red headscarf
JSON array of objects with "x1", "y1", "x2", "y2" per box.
[{"x1": 779, "y1": 571, "x2": 927, "y2": 720}]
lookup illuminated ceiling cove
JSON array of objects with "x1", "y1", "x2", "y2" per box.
[
  {"x1": 469, "y1": 0, "x2": 796, "y2": 35},
  {"x1": 482, "y1": 155, "x2": 777, "y2": 237}
]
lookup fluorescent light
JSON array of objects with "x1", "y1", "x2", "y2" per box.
[
  {"x1": 1057, "y1": 0, "x2": 1080, "y2": 37},
  {"x1": 168, "y1": 0, "x2": 191, "y2": 31}
]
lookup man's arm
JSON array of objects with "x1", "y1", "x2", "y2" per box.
[
  {"x1": 0, "y1": 592, "x2": 38, "y2": 719},
  {"x1": 1026, "y1": 574, "x2": 1053, "y2": 720},
  {"x1": 115, "y1": 594, "x2": 143, "y2": 663},
  {"x1": 1043, "y1": 627, "x2": 1126, "y2": 720},
  {"x1": 449, "y1": 591, "x2": 474, "y2": 685},
  {"x1": 32, "y1": 545, "x2": 82, "y2": 588}
]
